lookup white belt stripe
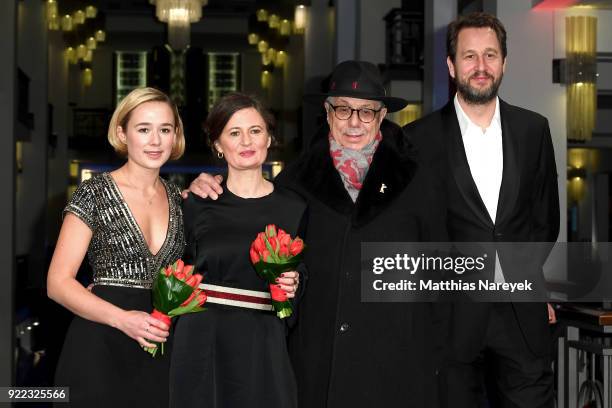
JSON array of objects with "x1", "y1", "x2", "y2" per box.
[
  {"x1": 205, "y1": 297, "x2": 274, "y2": 311},
  {"x1": 199, "y1": 283, "x2": 271, "y2": 299}
]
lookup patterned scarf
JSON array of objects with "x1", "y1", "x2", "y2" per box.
[{"x1": 329, "y1": 132, "x2": 382, "y2": 202}]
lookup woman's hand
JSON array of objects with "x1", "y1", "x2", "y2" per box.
[
  {"x1": 276, "y1": 271, "x2": 300, "y2": 299},
  {"x1": 116, "y1": 310, "x2": 170, "y2": 348},
  {"x1": 181, "y1": 173, "x2": 224, "y2": 200}
]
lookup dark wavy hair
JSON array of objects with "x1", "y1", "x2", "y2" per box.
[
  {"x1": 447, "y1": 12, "x2": 507, "y2": 62},
  {"x1": 204, "y1": 92, "x2": 275, "y2": 154}
]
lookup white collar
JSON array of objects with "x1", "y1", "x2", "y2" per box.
[{"x1": 453, "y1": 94, "x2": 501, "y2": 136}]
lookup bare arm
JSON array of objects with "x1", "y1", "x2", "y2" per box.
[
  {"x1": 181, "y1": 174, "x2": 224, "y2": 200},
  {"x1": 47, "y1": 214, "x2": 168, "y2": 348}
]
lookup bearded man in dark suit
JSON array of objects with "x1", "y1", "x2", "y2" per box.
[{"x1": 405, "y1": 12, "x2": 560, "y2": 408}]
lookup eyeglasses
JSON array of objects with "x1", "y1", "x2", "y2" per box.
[{"x1": 327, "y1": 104, "x2": 383, "y2": 123}]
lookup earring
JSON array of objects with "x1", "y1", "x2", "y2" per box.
[{"x1": 217, "y1": 151, "x2": 224, "y2": 159}]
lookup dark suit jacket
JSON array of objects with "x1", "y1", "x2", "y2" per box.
[{"x1": 405, "y1": 98, "x2": 560, "y2": 358}]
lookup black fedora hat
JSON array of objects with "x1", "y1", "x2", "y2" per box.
[{"x1": 305, "y1": 60, "x2": 409, "y2": 113}]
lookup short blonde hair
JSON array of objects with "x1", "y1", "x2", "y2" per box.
[{"x1": 108, "y1": 87, "x2": 185, "y2": 160}]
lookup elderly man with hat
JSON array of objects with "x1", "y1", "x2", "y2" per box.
[{"x1": 187, "y1": 60, "x2": 447, "y2": 407}]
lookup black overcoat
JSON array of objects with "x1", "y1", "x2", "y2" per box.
[{"x1": 276, "y1": 119, "x2": 448, "y2": 408}]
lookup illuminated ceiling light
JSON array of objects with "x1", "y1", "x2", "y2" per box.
[
  {"x1": 262, "y1": 52, "x2": 272, "y2": 65},
  {"x1": 73, "y1": 10, "x2": 86, "y2": 25},
  {"x1": 257, "y1": 40, "x2": 269, "y2": 54},
  {"x1": 61, "y1": 15, "x2": 73, "y2": 31},
  {"x1": 294, "y1": 5, "x2": 306, "y2": 34},
  {"x1": 268, "y1": 14, "x2": 280, "y2": 29},
  {"x1": 266, "y1": 47, "x2": 277, "y2": 61},
  {"x1": 76, "y1": 44, "x2": 87, "y2": 59},
  {"x1": 248, "y1": 33, "x2": 259, "y2": 45},
  {"x1": 47, "y1": 0, "x2": 58, "y2": 20},
  {"x1": 261, "y1": 70, "x2": 271, "y2": 89},
  {"x1": 256, "y1": 9, "x2": 268, "y2": 22},
  {"x1": 86, "y1": 37, "x2": 97, "y2": 50},
  {"x1": 65, "y1": 47, "x2": 77, "y2": 64},
  {"x1": 48, "y1": 15, "x2": 60, "y2": 31},
  {"x1": 280, "y1": 19, "x2": 291, "y2": 36},
  {"x1": 83, "y1": 68, "x2": 93, "y2": 87},
  {"x1": 274, "y1": 50, "x2": 286, "y2": 67},
  {"x1": 85, "y1": 5, "x2": 98, "y2": 18},
  {"x1": 95, "y1": 30, "x2": 106, "y2": 42},
  {"x1": 150, "y1": 0, "x2": 209, "y2": 50},
  {"x1": 83, "y1": 50, "x2": 93, "y2": 62}
]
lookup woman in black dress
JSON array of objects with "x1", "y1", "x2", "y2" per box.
[
  {"x1": 47, "y1": 87, "x2": 186, "y2": 407},
  {"x1": 170, "y1": 93, "x2": 305, "y2": 408}
]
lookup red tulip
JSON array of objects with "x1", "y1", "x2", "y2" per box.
[
  {"x1": 269, "y1": 236, "x2": 279, "y2": 252},
  {"x1": 250, "y1": 247, "x2": 260, "y2": 264},
  {"x1": 279, "y1": 245, "x2": 290, "y2": 258},
  {"x1": 175, "y1": 259, "x2": 184, "y2": 274},
  {"x1": 265, "y1": 224, "x2": 277, "y2": 237},
  {"x1": 183, "y1": 264, "x2": 194, "y2": 277},
  {"x1": 289, "y1": 238, "x2": 304, "y2": 256},
  {"x1": 185, "y1": 273, "x2": 203, "y2": 288},
  {"x1": 175, "y1": 271, "x2": 186, "y2": 281},
  {"x1": 278, "y1": 229, "x2": 291, "y2": 247},
  {"x1": 164, "y1": 266, "x2": 173, "y2": 277},
  {"x1": 262, "y1": 249, "x2": 271, "y2": 262},
  {"x1": 253, "y1": 233, "x2": 267, "y2": 253},
  {"x1": 196, "y1": 292, "x2": 207, "y2": 307}
]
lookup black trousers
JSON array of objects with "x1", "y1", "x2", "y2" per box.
[{"x1": 444, "y1": 303, "x2": 554, "y2": 408}]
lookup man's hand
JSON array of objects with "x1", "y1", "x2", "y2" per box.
[
  {"x1": 181, "y1": 174, "x2": 224, "y2": 200},
  {"x1": 547, "y1": 303, "x2": 557, "y2": 324}
]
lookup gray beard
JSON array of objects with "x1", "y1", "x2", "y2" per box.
[{"x1": 455, "y1": 74, "x2": 502, "y2": 105}]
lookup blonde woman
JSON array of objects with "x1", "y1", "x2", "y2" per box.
[{"x1": 48, "y1": 87, "x2": 185, "y2": 407}]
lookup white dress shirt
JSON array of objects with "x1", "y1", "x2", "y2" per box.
[
  {"x1": 454, "y1": 95, "x2": 503, "y2": 224},
  {"x1": 454, "y1": 95, "x2": 505, "y2": 283}
]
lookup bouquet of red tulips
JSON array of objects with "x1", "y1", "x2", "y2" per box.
[
  {"x1": 250, "y1": 224, "x2": 305, "y2": 319},
  {"x1": 144, "y1": 259, "x2": 207, "y2": 357}
]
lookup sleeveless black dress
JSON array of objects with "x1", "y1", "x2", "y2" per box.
[
  {"x1": 54, "y1": 173, "x2": 185, "y2": 407},
  {"x1": 169, "y1": 185, "x2": 306, "y2": 408}
]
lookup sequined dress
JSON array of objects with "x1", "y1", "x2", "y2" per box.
[{"x1": 54, "y1": 172, "x2": 185, "y2": 408}]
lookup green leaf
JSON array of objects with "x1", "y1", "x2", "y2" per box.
[
  {"x1": 168, "y1": 293, "x2": 206, "y2": 316},
  {"x1": 152, "y1": 273, "x2": 194, "y2": 313},
  {"x1": 263, "y1": 238, "x2": 275, "y2": 262},
  {"x1": 253, "y1": 256, "x2": 302, "y2": 283}
]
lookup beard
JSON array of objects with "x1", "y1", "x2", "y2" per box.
[{"x1": 455, "y1": 70, "x2": 502, "y2": 105}]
